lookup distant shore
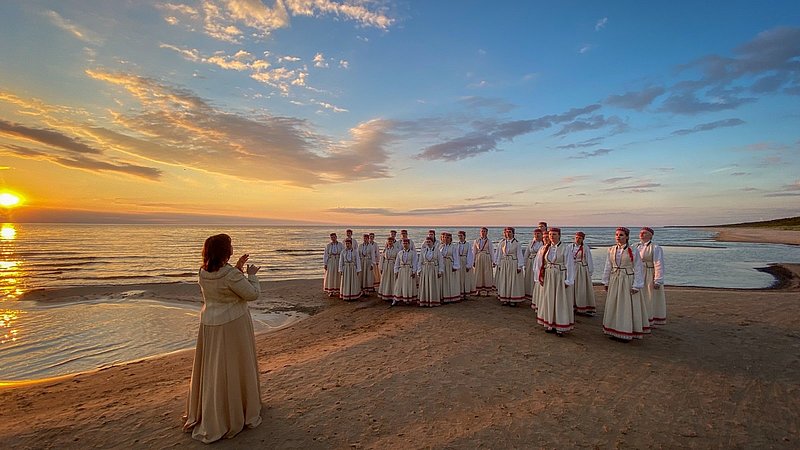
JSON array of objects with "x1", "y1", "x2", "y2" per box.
[{"x1": 709, "y1": 226, "x2": 800, "y2": 246}]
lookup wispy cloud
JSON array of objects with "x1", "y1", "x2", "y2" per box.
[
  {"x1": 327, "y1": 202, "x2": 513, "y2": 216},
  {"x1": 595, "y1": 17, "x2": 608, "y2": 31},
  {"x1": 568, "y1": 148, "x2": 613, "y2": 159},
  {"x1": 579, "y1": 44, "x2": 593, "y2": 54},
  {"x1": 555, "y1": 137, "x2": 604, "y2": 150},
  {"x1": 4, "y1": 70, "x2": 393, "y2": 186},
  {"x1": 415, "y1": 104, "x2": 601, "y2": 161},
  {"x1": 603, "y1": 176, "x2": 633, "y2": 184},
  {"x1": 0, "y1": 119, "x2": 162, "y2": 180},
  {"x1": 671, "y1": 118, "x2": 745, "y2": 136},
  {"x1": 44, "y1": 10, "x2": 104, "y2": 45},
  {"x1": 458, "y1": 96, "x2": 517, "y2": 113},
  {"x1": 658, "y1": 26, "x2": 800, "y2": 114},
  {"x1": 605, "y1": 86, "x2": 665, "y2": 111},
  {"x1": 554, "y1": 115, "x2": 627, "y2": 136},
  {"x1": 160, "y1": 44, "x2": 312, "y2": 96},
  {"x1": 161, "y1": 0, "x2": 394, "y2": 43}
]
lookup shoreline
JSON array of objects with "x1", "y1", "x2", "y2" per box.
[
  {"x1": 1, "y1": 269, "x2": 800, "y2": 448},
  {"x1": 708, "y1": 226, "x2": 800, "y2": 246}
]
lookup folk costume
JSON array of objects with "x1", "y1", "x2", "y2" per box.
[
  {"x1": 494, "y1": 227, "x2": 526, "y2": 305},
  {"x1": 602, "y1": 228, "x2": 650, "y2": 340},
  {"x1": 392, "y1": 243, "x2": 419, "y2": 305},
  {"x1": 358, "y1": 237, "x2": 376, "y2": 295},
  {"x1": 568, "y1": 232, "x2": 596, "y2": 315},
  {"x1": 638, "y1": 227, "x2": 666, "y2": 326},
  {"x1": 439, "y1": 235, "x2": 462, "y2": 303},
  {"x1": 472, "y1": 229, "x2": 495, "y2": 296},
  {"x1": 417, "y1": 242, "x2": 444, "y2": 307},
  {"x1": 377, "y1": 240, "x2": 400, "y2": 301},
  {"x1": 534, "y1": 229, "x2": 576, "y2": 334},
  {"x1": 456, "y1": 232, "x2": 476, "y2": 299},
  {"x1": 523, "y1": 232, "x2": 544, "y2": 305},
  {"x1": 323, "y1": 238, "x2": 343, "y2": 297},
  {"x1": 338, "y1": 243, "x2": 362, "y2": 301}
]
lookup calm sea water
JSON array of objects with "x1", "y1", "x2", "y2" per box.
[
  {"x1": 1, "y1": 223, "x2": 798, "y2": 381},
  {"x1": 1, "y1": 223, "x2": 798, "y2": 300}
]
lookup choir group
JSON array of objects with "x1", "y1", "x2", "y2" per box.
[{"x1": 323, "y1": 223, "x2": 666, "y2": 342}]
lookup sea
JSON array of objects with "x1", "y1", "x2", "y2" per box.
[{"x1": 1, "y1": 223, "x2": 798, "y2": 382}]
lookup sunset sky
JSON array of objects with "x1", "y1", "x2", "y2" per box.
[{"x1": 1, "y1": 1, "x2": 799, "y2": 226}]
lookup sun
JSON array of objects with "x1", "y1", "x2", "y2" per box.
[{"x1": 0, "y1": 193, "x2": 21, "y2": 208}]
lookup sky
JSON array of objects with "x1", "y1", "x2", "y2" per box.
[{"x1": 0, "y1": 0, "x2": 799, "y2": 226}]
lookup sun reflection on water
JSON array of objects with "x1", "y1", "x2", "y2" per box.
[
  {"x1": 1, "y1": 225, "x2": 15, "y2": 240},
  {"x1": 0, "y1": 309, "x2": 22, "y2": 345},
  {"x1": 0, "y1": 224, "x2": 23, "y2": 300}
]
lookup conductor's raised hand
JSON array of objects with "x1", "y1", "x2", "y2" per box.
[{"x1": 235, "y1": 253, "x2": 249, "y2": 272}]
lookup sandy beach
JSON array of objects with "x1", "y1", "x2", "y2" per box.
[
  {"x1": 710, "y1": 227, "x2": 800, "y2": 246},
  {"x1": 1, "y1": 241, "x2": 799, "y2": 448}
]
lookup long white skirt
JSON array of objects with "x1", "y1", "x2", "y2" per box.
[
  {"x1": 457, "y1": 255, "x2": 476, "y2": 297},
  {"x1": 393, "y1": 266, "x2": 418, "y2": 304},
  {"x1": 339, "y1": 262, "x2": 362, "y2": 301},
  {"x1": 523, "y1": 256, "x2": 536, "y2": 300},
  {"x1": 573, "y1": 263, "x2": 596, "y2": 315},
  {"x1": 360, "y1": 255, "x2": 374, "y2": 293},
  {"x1": 441, "y1": 257, "x2": 461, "y2": 303},
  {"x1": 474, "y1": 252, "x2": 495, "y2": 296},
  {"x1": 323, "y1": 254, "x2": 341, "y2": 296},
  {"x1": 536, "y1": 267, "x2": 574, "y2": 332},
  {"x1": 495, "y1": 257, "x2": 525, "y2": 304},
  {"x1": 603, "y1": 270, "x2": 650, "y2": 339},
  {"x1": 376, "y1": 258, "x2": 396, "y2": 301},
  {"x1": 642, "y1": 266, "x2": 667, "y2": 326},
  {"x1": 418, "y1": 262, "x2": 442, "y2": 307}
]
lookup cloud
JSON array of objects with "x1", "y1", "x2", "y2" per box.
[
  {"x1": 579, "y1": 45, "x2": 593, "y2": 54},
  {"x1": 165, "y1": 0, "x2": 393, "y2": 43},
  {"x1": 660, "y1": 26, "x2": 800, "y2": 114},
  {"x1": 568, "y1": 148, "x2": 613, "y2": 159},
  {"x1": 605, "y1": 86, "x2": 665, "y2": 111},
  {"x1": 313, "y1": 52, "x2": 328, "y2": 68},
  {"x1": 415, "y1": 104, "x2": 602, "y2": 161},
  {"x1": 160, "y1": 44, "x2": 312, "y2": 96},
  {"x1": 603, "y1": 177, "x2": 633, "y2": 184},
  {"x1": 80, "y1": 69, "x2": 390, "y2": 186},
  {"x1": 339, "y1": 60, "x2": 349, "y2": 69},
  {"x1": 555, "y1": 137, "x2": 604, "y2": 149},
  {"x1": 327, "y1": 202, "x2": 513, "y2": 216},
  {"x1": 670, "y1": 118, "x2": 745, "y2": 136},
  {"x1": 44, "y1": 10, "x2": 104, "y2": 45},
  {"x1": 554, "y1": 115, "x2": 627, "y2": 136},
  {"x1": 606, "y1": 182, "x2": 661, "y2": 193},
  {"x1": 731, "y1": 172, "x2": 750, "y2": 176},
  {"x1": 0, "y1": 143, "x2": 161, "y2": 180},
  {"x1": 458, "y1": 96, "x2": 517, "y2": 113},
  {"x1": 0, "y1": 119, "x2": 101, "y2": 154},
  {"x1": 658, "y1": 92, "x2": 756, "y2": 114},
  {"x1": 595, "y1": 17, "x2": 608, "y2": 31}
]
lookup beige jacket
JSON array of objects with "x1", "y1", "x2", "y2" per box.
[{"x1": 198, "y1": 264, "x2": 260, "y2": 325}]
